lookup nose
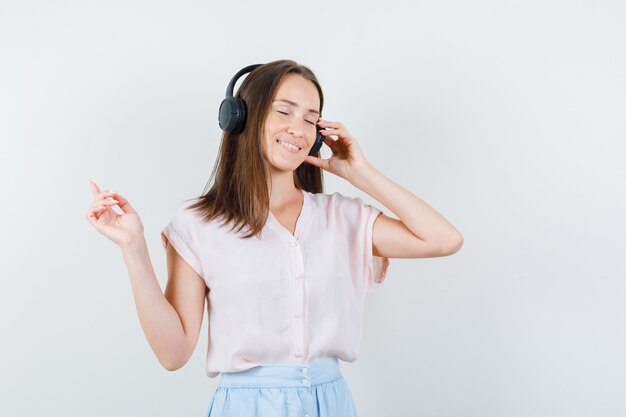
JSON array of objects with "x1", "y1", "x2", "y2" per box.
[{"x1": 286, "y1": 118, "x2": 306, "y2": 138}]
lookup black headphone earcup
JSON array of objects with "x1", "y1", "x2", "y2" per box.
[
  {"x1": 218, "y1": 97, "x2": 247, "y2": 134},
  {"x1": 308, "y1": 127, "x2": 325, "y2": 156}
]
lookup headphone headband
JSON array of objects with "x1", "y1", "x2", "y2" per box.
[
  {"x1": 225, "y1": 64, "x2": 262, "y2": 98},
  {"x1": 218, "y1": 62, "x2": 325, "y2": 156}
]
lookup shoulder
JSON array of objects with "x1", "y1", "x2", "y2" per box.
[
  {"x1": 173, "y1": 199, "x2": 256, "y2": 240},
  {"x1": 307, "y1": 190, "x2": 366, "y2": 209},
  {"x1": 307, "y1": 191, "x2": 380, "y2": 221},
  {"x1": 168, "y1": 199, "x2": 223, "y2": 234},
  {"x1": 170, "y1": 199, "x2": 202, "y2": 225}
]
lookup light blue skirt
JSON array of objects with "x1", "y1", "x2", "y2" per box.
[{"x1": 206, "y1": 357, "x2": 359, "y2": 417}]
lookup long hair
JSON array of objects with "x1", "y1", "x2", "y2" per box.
[{"x1": 186, "y1": 59, "x2": 325, "y2": 239}]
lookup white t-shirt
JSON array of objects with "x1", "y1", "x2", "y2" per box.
[{"x1": 161, "y1": 190, "x2": 390, "y2": 378}]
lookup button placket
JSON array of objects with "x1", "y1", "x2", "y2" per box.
[{"x1": 290, "y1": 239, "x2": 306, "y2": 360}]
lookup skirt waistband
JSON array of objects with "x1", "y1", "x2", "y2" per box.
[{"x1": 218, "y1": 357, "x2": 341, "y2": 389}]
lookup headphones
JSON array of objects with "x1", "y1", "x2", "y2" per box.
[{"x1": 218, "y1": 63, "x2": 325, "y2": 156}]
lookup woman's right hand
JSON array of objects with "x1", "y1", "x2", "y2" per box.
[{"x1": 85, "y1": 179, "x2": 145, "y2": 247}]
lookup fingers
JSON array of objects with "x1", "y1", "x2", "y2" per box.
[
  {"x1": 86, "y1": 206, "x2": 100, "y2": 224},
  {"x1": 317, "y1": 118, "x2": 344, "y2": 129},
  {"x1": 89, "y1": 196, "x2": 118, "y2": 211},
  {"x1": 87, "y1": 179, "x2": 138, "y2": 224},
  {"x1": 319, "y1": 126, "x2": 347, "y2": 142},
  {"x1": 111, "y1": 193, "x2": 132, "y2": 212},
  {"x1": 89, "y1": 179, "x2": 127, "y2": 206},
  {"x1": 89, "y1": 179, "x2": 118, "y2": 199},
  {"x1": 86, "y1": 195, "x2": 120, "y2": 221},
  {"x1": 92, "y1": 197, "x2": 117, "y2": 213},
  {"x1": 89, "y1": 180, "x2": 115, "y2": 197},
  {"x1": 303, "y1": 155, "x2": 328, "y2": 170},
  {"x1": 319, "y1": 129, "x2": 340, "y2": 139},
  {"x1": 86, "y1": 201, "x2": 109, "y2": 223},
  {"x1": 91, "y1": 192, "x2": 118, "y2": 208},
  {"x1": 86, "y1": 180, "x2": 139, "y2": 230},
  {"x1": 317, "y1": 119, "x2": 352, "y2": 141},
  {"x1": 94, "y1": 197, "x2": 119, "y2": 207},
  {"x1": 317, "y1": 119, "x2": 338, "y2": 134}
]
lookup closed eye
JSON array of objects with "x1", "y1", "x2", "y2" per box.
[{"x1": 278, "y1": 110, "x2": 316, "y2": 126}]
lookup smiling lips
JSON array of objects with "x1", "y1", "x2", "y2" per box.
[{"x1": 277, "y1": 139, "x2": 301, "y2": 153}]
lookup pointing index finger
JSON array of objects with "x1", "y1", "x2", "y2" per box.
[{"x1": 89, "y1": 179, "x2": 101, "y2": 197}]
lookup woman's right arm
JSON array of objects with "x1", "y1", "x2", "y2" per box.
[
  {"x1": 120, "y1": 237, "x2": 206, "y2": 371},
  {"x1": 86, "y1": 180, "x2": 205, "y2": 371}
]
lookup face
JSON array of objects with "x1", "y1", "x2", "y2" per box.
[{"x1": 262, "y1": 73, "x2": 321, "y2": 173}]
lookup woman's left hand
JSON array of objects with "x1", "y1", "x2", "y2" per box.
[{"x1": 303, "y1": 118, "x2": 371, "y2": 182}]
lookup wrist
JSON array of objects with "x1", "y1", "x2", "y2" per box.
[
  {"x1": 348, "y1": 162, "x2": 379, "y2": 189},
  {"x1": 119, "y1": 234, "x2": 148, "y2": 253}
]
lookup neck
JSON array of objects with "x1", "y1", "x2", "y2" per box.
[{"x1": 267, "y1": 166, "x2": 301, "y2": 208}]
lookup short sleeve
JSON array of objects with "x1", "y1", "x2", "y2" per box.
[
  {"x1": 161, "y1": 203, "x2": 204, "y2": 280},
  {"x1": 333, "y1": 192, "x2": 390, "y2": 293},
  {"x1": 362, "y1": 203, "x2": 390, "y2": 293}
]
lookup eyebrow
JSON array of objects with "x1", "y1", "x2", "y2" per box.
[{"x1": 273, "y1": 99, "x2": 320, "y2": 116}]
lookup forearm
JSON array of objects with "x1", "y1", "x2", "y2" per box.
[
  {"x1": 349, "y1": 163, "x2": 463, "y2": 246},
  {"x1": 119, "y1": 237, "x2": 189, "y2": 370}
]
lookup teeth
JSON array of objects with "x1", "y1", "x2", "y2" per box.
[{"x1": 277, "y1": 140, "x2": 300, "y2": 151}]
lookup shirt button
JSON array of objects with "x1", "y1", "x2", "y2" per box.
[
  {"x1": 295, "y1": 274, "x2": 303, "y2": 280},
  {"x1": 294, "y1": 351, "x2": 303, "y2": 358},
  {"x1": 302, "y1": 379, "x2": 310, "y2": 387},
  {"x1": 293, "y1": 311, "x2": 303, "y2": 318},
  {"x1": 290, "y1": 241, "x2": 298, "y2": 247},
  {"x1": 301, "y1": 367, "x2": 309, "y2": 375},
  {"x1": 304, "y1": 415, "x2": 310, "y2": 417}
]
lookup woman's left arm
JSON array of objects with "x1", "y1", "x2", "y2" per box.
[
  {"x1": 305, "y1": 118, "x2": 463, "y2": 259},
  {"x1": 349, "y1": 163, "x2": 464, "y2": 259}
]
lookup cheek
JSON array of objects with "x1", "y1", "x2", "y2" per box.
[
  {"x1": 261, "y1": 127, "x2": 274, "y2": 156},
  {"x1": 264, "y1": 119, "x2": 281, "y2": 143}
]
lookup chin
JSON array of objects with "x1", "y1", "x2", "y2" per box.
[
  {"x1": 266, "y1": 159, "x2": 297, "y2": 173},
  {"x1": 279, "y1": 163, "x2": 301, "y2": 173}
]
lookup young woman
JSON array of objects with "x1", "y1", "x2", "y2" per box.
[{"x1": 86, "y1": 59, "x2": 463, "y2": 416}]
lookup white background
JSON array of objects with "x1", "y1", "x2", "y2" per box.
[{"x1": 1, "y1": 0, "x2": 625, "y2": 416}]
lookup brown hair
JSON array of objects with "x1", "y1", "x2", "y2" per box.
[{"x1": 185, "y1": 59, "x2": 325, "y2": 239}]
